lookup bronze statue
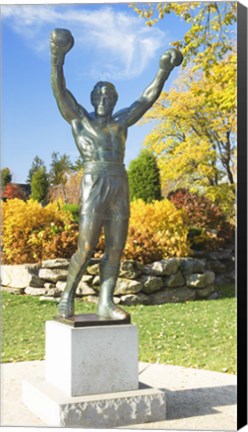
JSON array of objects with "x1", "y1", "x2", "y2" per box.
[{"x1": 50, "y1": 28, "x2": 183, "y2": 320}]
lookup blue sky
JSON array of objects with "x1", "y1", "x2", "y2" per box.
[{"x1": 2, "y1": 2, "x2": 190, "y2": 183}]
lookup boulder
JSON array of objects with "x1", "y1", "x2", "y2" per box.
[
  {"x1": 41, "y1": 258, "x2": 69, "y2": 269},
  {"x1": 139, "y1": 275, "x2": 163, "y2": 294},
  {"x1": 164, "y1": 271, "x2": 185, "y2": 288},
  {"x1": 92, "y1": 276, "x2": 100, "y2": 286},
  {"x1": 214, "y1": 274, "x2": 230, "y2": 285},
  {"x1": 179, "y1": 258, "x2": 205, "y2": 275},
  {"x1": 1, "y1": 264, "x2": 43, "y2": 289},
  {"x1": 120, "y1": 260, "x2": 144, "y2": 279},
  {"x1": 149, "y1": 287, "x2": 196, "y2": 305},
  {"x1": 38, "y1": 268, "x2": 68, "y2": 283},
  {"x1": 119, "y1": 293, "x2": 150, "y2": 306},
  {"x1": 76, "y1": 283, "x2": 96, "y2": 296},
  {"x1": 84, "y1": 295, "x2": 99, "y2": 304},
  {"x1": 82, "y1": 275, "x2": 94, "y2": 284},
  {"x1": 186, "y1": 271, "x2": 215, "y2": 288},
  {"x1": 195, "y1": 285, "x2": 216, "y2": 299},
  {"x1": 143, "y1": 259, "x2": 179, "y2": 276},
  {"x1": 44, "y1": 287, "x2": 61, "y2": 298},
  {"x1": 86, "y1": 264, "x2": 100, "y2": 275},
  {"x1": 206, "y1": 249, "x2": 233, "y2": 261},
  {"x1": 206, "y1": 260, "x2": 226, "y2": 274},
  {"x1": 1, "y1": 286, "x2": 25, "y2": 295},
  {"x1": 114, "y1": 278, "x2": 143, "y2": 295},
  {"x1": 44, "y1": 282, "x2": 56, "y2": 289},
  {"x1": 208, "y1": 291, "x2": 220, "y2": 300},
  {"x1": 56, "y1": 281, "x2": 66, "y2": 291},
  {"x1": 25, "y1": 287, "x2": 47, "y2": 296}
]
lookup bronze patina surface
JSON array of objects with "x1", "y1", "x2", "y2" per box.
[
  {"x1": 50, "y1": 28, "x2": 183, "y2": 321},
  {"x1": 54, "y1": 313, "x2": 131, "y2": 327}
]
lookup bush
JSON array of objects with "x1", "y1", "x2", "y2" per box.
[
  {"x1": 95, "y1": 199, "x2": 190, "y2": 263},
  {"x1": 205, "y1": 183, "x2": 236, "y2": 225},
  {"x1": 63, "y1": 203, "x2": 79, "y2": 222},
  {"x1": 168, "y1": 189, "x2": 235, "y2": 249},
  {"x1": 128, "y1": 150, "x2": 162, "y2": 203},
  {"x1": 2, "y1": 183, "x2": 27, "y2": 200},
  {"x1": 2, "y1": 199, "x2": 190, "y2": 265},
  {"x1": 30, "y1": 167, "x2": 49, "y2": 203},
  {"x1": 2, "y1": 199, "x2": 77, "y2": 264},
  {"x1": 126, "y1": 199, "x2": 190, "y2": 262}
]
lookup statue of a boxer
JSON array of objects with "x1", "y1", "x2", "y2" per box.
[{"x1": 50, "y1": 29, "x2": 183, "y2": 319}]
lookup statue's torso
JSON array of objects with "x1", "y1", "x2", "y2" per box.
[{"x1": 71, "y1": 116, "x2": 127, "y2": 163}]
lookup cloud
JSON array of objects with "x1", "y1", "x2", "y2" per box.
[{"x1": 2, "y1": 4, "x2": 166, "y2": 80}]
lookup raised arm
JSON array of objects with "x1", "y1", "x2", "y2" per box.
[
  {"x1": 50, "y1": 29, "x2": 88, "y2": 124},
  {"x1": 114, "y1": 48, "x2": 183, "y2": 127}
]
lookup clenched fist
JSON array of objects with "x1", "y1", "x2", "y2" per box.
[
  {"x1": 160, "y1": 48, "x2": 183, "y2": 71},
  {"x1": 50, "y1": 28, "x2": 74, "y2": 60}
]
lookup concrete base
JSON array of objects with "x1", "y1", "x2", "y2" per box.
[
  {"x1": 22, "y1": 376, "x2": 166, "y2": 428},
  {"x1": 45, "y1": 320, "x2": 139, "y2": 396}
]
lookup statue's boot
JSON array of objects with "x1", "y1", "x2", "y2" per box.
[
  {"x1": 97, "y1": 260, "x2": 129, "y2": 320},
  {"x1": 58, "y1": 255, "x2": 88, "y2": 318}
]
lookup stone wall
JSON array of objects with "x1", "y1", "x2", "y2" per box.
[{"x1": 1, "y1": 249, "x2": 235, "y2": 305}]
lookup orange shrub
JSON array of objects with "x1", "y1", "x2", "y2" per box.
[
  {"x1": 125, "y1": 199, "x2": 190, "y2": 262},
  {"x1": 2, "y1": 199, "x2": 76, "y2": 264},
  {"x1": 2, "y1": 198, "x2": 190, "y2": 265},
  {"x1": 95, "y1": 199, "x2": 190, "y2": 263}
]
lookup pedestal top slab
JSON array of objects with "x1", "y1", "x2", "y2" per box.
[{"x1": 53, "y1": 313, "x2": 131, "y2": 327}]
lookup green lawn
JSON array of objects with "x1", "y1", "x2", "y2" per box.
[{"x1": 1, "y1": 285, "x2": 236, "y2": 374}]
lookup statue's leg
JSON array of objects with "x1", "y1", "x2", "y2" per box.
[
  {"x1": 58, "y1": 213, "x2": 103, "y2": 318},
  {"x1": 97, "y1": 217, "x2": 129, "y2": 320}
]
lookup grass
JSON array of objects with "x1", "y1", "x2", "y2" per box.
[{"x1": 1, "y1": 284, "x2": 236, "y2": 374}]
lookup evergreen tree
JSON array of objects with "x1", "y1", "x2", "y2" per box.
[
  {"x1": 71, "y1": 155, "x2": 84, "y2": 172},
  {"x1": 30, "y1": 167, "x2": 49, "y2": 203},
  {"x1": 27, "y1": 156, "x2": 46, "y2": 184},
  {"x1": 1, "y1": 167, "x2": 12, "y2": 189},
  {"x1": 49, "y1": 152, "x2": 72, "y2": 186},
  {"x1": 128, "y1": 150, "x2": 162, "y2": 203}
]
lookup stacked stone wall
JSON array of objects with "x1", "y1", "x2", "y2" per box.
[{"x1": 1, "y1": 249, "x2": 235, "y2": 305}]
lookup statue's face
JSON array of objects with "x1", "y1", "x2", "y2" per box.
[{"x1": 94, "y1": 86, "x2": 117, "y2": 117}]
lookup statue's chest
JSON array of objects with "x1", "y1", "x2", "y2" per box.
[{"x1": 72, "y1": 119, "x2": 126, "y2": 149}]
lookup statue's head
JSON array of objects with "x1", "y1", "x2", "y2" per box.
[{"x1": 91, "y1": 81, "x2": 118, "y2": 116}]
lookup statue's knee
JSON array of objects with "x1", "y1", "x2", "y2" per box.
[
  {"x1": 74, "y1": 243, "x2": 94, "y2": 267},
  {"x1": 107, "y1": 247, "x2": 123, "y2": 264}
]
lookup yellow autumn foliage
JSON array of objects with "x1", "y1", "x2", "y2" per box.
[
  {"x1": 2, "y1": 198, "x2": 190, "y2": 265},
  {"x1": 125, "y1": 199, "x2": 190, "y2": 262},
  {"x1": 2, "y1": 199, "x2": 75, "y2": 264}
]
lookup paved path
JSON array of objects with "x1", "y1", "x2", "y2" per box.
[{"x1": 1, "y1": 360, "x2": 237, "y2": 430}]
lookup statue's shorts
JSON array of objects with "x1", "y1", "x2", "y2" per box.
[{"x1": 79, "y1": 161, "x2": 130, "y2": 221}]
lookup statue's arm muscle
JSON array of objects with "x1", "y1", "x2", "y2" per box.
[
  {"x1": 51, "y1": 60, "x2": 88, "y2": 124},
  {"x1": 50, "y1": 29, "x2": 88, "y2": 124},
  {"x1": 114, "y1": 49, "x2": 183, "y2": 127}
]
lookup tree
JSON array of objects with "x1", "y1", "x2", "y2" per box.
[
  {"x1": 71, "y1": 155, "x2": 84, "y2": 172},
  {"x1": 49, "y1": 152, "x2": 72, "y2": 186},
  {"x1": 132, "y1": 2, "x2": 236, "y2": 72},
  {"x1": 48, "y1": 169, "x2": 83, "y2": 204},
  {"x1": 1, "y1": 168, "x2": 12, "y2": 189},
  {"x1": 27, "y1": 156, "x2": 46, "y2": 184},
  {"x1": 141, "y1": 50, "x2": 236, "y2": 196},
  {"x1": 2, "y1": 183, "x2": 27, "y2": 200},
  {"x1": 128, "y1": 150, "x2": 162, "y2": 202},
  {"x1": 30, "y1": 167, "x2": 49, "y2": 203}
]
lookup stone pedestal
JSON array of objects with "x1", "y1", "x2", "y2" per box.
[
  {"x1": 22, "y1": 377, "x2": 166, "y2": 428},
  {"x1": 22, "y1": 318, "x2": 166, "y2": 427},
  {"x1": 45, "y1": 320, "x2": 139, "y2": 397}
]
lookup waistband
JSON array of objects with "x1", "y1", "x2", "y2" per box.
[{"x1": 83, "y1": 161, "x2": 126, "y2": 175}]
